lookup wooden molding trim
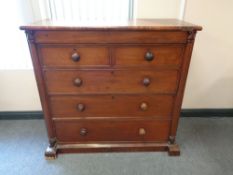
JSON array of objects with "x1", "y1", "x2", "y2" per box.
[{"x1": 0, "y1": 109, "x2": 232, "y2": 120}]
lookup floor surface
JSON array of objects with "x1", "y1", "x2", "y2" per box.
[{"x1": 0, "y1": 118, "x2": 233, "y2": 175}]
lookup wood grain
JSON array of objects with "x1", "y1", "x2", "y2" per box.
[
  {"x1": 34, "y1": 31, "x2": 188, "y2": 44},
  {"x1": 26, "y1": 32, "x2": 56, "y2": 139},
  {"x1": 54, "y1": 119, "x2": 171, "y2": 142},
  {"x1": 170, "y1": 34, "x2": 196, "y2": 140},
  {"x1": 57, "y1": 142, "x2": 169, "y2": 153},
  {"x1": 113, "y1": 45, "x2": 184, "y2": 68},
  {"x1": 44, "y1": 69, "x2": 179, "y2": 95},
  {"x1": 50, "y1": 94, "x2": 174, "y2": 118},
  {"x1": 39, "y1": 45, "x2": 110, "y2": 67},
  {"x1": 20, "y1": 19, "x2": 202, "y2": 31}
]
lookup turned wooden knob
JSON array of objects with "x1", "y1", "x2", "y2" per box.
[
  {"x1": 71, "y1": 52, "x2": 80, "y2": 62},
  {"x1": 143, "y1": 77, "x2": 151, "y2": 86},
  {"x1": 74, "y1": 78, "x2": 82, "y2": 87},
  {"x1": 80, "y1": 128, "x2": 88, "y2": 136},
  {"x1": 77, "y1": 103, "x2": 85, "y2": 112},
  {"x1": 139, "y1": 128, "x2": 146, "y2": 135},
  {"x1": 145, "y1": 51, "x2": 154, "y2": 61},
  {"x1": 140, "y1": 102, "x2": 148, "y2": 111}
]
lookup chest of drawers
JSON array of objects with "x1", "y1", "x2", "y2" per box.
[{"x1": 21, "y1": 19, "x2": 201, "y2": 159}]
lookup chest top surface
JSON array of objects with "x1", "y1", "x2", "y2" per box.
[{"x1": 20, "y1": 18, "x2": 202, "y2": 31}]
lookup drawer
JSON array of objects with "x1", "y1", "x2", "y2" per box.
[
  {"x1": 50, "y1": 95, "x2": 174, "y2": 118},
  {"x1": 114, "y1": 45, "x2": 184, "y2": 68},
  {"x1": 35, "y1": 31, "x2": 188, "y2": 44},
  {"x1": 54, "y1": 119, "x2": 170, "y2": 142},
  {"x1": 45, "y1": 70, "x2": 179, "y2": 95},
  {"x1": 39, "y1": 45, "x2": 110, "y2": 67}
]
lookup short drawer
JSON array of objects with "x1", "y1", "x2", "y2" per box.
[
  {"x1": 50, "y1": 95, "x2": 174, "y2": 118},
  {"x1": 114, "y1": 45, "x2": 184, "y2": 68},
  {"x1": 54, "y1": 119, "x2": 170, "y2": 142},
  {"x1": 44, "y1": 70, "x2": 179, "y2": 95},
  {"x1": 39, "y1": 45, "x2": 110, "y2": 67}
]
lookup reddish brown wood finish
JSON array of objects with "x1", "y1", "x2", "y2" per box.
[
  {"x1": 40, "y1": 45, "x2": 110, "y2": 68},
  {"x1": 54, "y1": 119, "x2": 170, "y2": 142},
  {"x1": 170, "y1": 31, "x2": 196, "y2": 141},
  {"x1": 21, "y1": 19, "x2": 201, "y2": 159},
  {"x1": 114, "y1": 45, "x2": 184, "y2": 68},
  {"x1": 44, "y1": 69, "x2": 179, "y2": 95},
  {"x1": 20, "y1": 19, "x2": 202, "y2": 31},
  {"x1": 34, "y1": 31, "x2": 188, "y2": 44},
  {"x1": 26, "y1": 32, "x2": 55, "y2": 139},
  {"x1": 168, "y1": 144, "x2": 180, "y2": 156},
  {"x1": 50, "y1": 95, "x2": 174, "y2": 118},
  {"x1": 57, "y1": 142, "x2": 168, "y2": 154}
]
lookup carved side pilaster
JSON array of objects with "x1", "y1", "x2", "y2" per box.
[
  {"x1": 187, "y1": 30, "x2": 197, "y2": 43},
  {"x1": 25, "y1": 30, "x2": 35, "y2": 43},
  {"x1": 168, "y1": 135, "x2": 176, "y2": 144}
]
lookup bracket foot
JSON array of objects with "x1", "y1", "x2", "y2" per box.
[
  {"x1": 168, "y1": 144, "x2": 180, "y2": 156},
  {"x1": 44, "y1": 138, "x2": 57, "y2": 160}
]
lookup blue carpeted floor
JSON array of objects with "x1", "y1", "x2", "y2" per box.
[{"x1": 0, "y1": 118, "x2": 233, "y2": 175}]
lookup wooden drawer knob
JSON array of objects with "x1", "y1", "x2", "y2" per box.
[
  {"x1": 77, "y1": 103, "x2": 85, "y2": 112},
  {"x1": 143, "y1": 77, "x2": 151, "y2": 86},
  {"x1": 140, "y1": 102, "x2": 148, "y2": 111},
  {"x1": 71, "y1": 52, "x2": 80, "y2": 62},
  {"x1": 139, "y1": 128, "x2": 146, "y2": 136},
  {"x1": 145, "y1": 51, "x2": 154, "y2": 61},
  {"x1": 80, "y1": 128, "x2": 88, "y2": 136},
  {"x1": 74, "y1": 78, "x2": 82, "y2": 87}
]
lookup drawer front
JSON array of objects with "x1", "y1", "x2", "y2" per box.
[
  {"x1": 39, "y1": 46, "x2": 110, "y2": 67},
  {"x1": 35, "y1": 31, "x2": 187, "y2": 44},
  {"x1": 50, "y1": 95, "x2": 174, "y2": 118},
  {"x1": 54, "y1": 119, "x2": 170, "y2": 142},
  {"x1": 114, "y1": 45, "x2": 184, "y2": 68},
  {"x1": 45, "y1": 70, "x2": 179, "y2": 95}
]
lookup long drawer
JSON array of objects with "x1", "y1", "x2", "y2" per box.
[
  {"x1": 34, "y1": 31, "x2": 188, "y2": 44},
  {"x1": 44, "y1": 70, "x2": 179, "y2": 95},
  {"x1": 50, "y1": 95, "x2": 174, "y2": 118},
  {"x1": 54, "y1": 119, "x2": 171, "y2": 142}
]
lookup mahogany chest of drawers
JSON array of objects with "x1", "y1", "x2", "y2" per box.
[{"x1": 20, "y1": 19, "x2": 201, "y2": 159}]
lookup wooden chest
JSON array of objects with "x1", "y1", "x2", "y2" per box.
[{"x1": 20, "y1": 19, "x2": 202, "y2": 159}]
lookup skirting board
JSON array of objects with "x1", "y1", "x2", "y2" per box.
[{"x1": 0, "y1": 109, "x2": 232, "y2": 120}]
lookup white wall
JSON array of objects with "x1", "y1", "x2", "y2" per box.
[
  {"x1": 0, "y1": 0, "x2": 42, "y2": 111},
  {"x1": 136, "y1": 0, "x2": 183, "y2": 19},
  {"x1": 182, "y1": 0, "x2": 233, "y2": 108},
  {"x1": 0, "y1": 0, "x2": 232, "y2": 111},
  {"x1": 0, "y1": 70, "x2": 41, "y2": 111}
]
